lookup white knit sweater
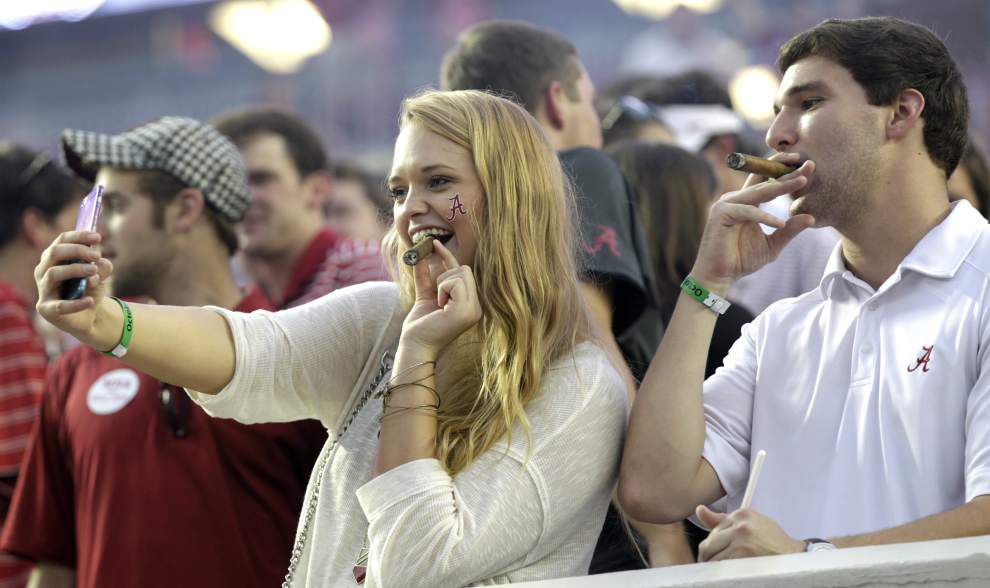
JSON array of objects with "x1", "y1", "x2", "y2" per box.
[{"x1": 187, "y1": 282, "x2": 628, "y2": 587}]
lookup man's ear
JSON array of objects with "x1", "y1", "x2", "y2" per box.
[
  {"x1": 543, "y1": 81, "x2": 567, "y2": 131},
  {"x1": 169, "y1": 188, "x2": 207, "y2": 232},
  {"x1": 887, "y1": 88, "x2": 925, "y2": 141},
  {"x1": 301, "y1": 170, "x2": 333, "y2": 212}
]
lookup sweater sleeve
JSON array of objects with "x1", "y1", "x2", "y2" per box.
[
  {"x1": 187, "y1": 282, "x2": 402, "y2": 430},
  {"x1": 355, "y1": 345, "x2": 627, "y2": 587}
]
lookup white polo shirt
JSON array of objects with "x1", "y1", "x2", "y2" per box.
[{"x1": 702, "y1": 199, "x2": 990, "y2": 540}]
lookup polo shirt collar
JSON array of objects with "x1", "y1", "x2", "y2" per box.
[
  {"x1": 818, "y1": 241, "x2": 847, "y2": 299},
  {"x1": 899, "y1": 199, "x2": 986, "y2": 278},
  {"x1": 817, "y1": 199, "x2": 987, "y2": 299}
]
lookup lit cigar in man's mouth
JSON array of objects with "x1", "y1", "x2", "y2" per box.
[
  {"x1": 403, "y1": 236, "x2": 435, "y2": 266},
  {"x1": 726, "y1": 153, "x2": 798, "y2": 179}
]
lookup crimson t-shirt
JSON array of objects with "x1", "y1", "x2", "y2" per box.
[{"x1": 0, "y1": 295, "x2": 326, "y2": 588}]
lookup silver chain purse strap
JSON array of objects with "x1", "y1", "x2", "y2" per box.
[{"x1": 282, "y1": 350, "x2": 393, "y2": 588}]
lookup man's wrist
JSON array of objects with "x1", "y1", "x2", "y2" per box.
[
  {"x1": 681, "y1": 275, "x2": 732, "y2": 315},
  {"x1": 685, "y1": 269, "x2": 733, "y2": 297}
]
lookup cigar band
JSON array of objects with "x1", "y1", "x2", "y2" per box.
[{"x1": 680, "y1": 275, "x2": 731, "y2": 315}]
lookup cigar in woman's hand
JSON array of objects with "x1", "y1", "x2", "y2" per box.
[
  {"x1": 403, "y1": 236, "x2": 436, "y2": 266},
  {"x1": 726, "y1": 153, "x2": 798, "y2": 179}
]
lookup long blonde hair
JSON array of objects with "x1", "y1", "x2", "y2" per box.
[{"x1": 383, "y1": 89, "x2": 591, "y2": 474}]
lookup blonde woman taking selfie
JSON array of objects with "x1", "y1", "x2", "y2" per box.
[{"x1": 34, "y1": 90, "x2": 627, "y2": 587}]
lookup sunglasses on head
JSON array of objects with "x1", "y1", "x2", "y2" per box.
[
  {"x1": 15, "y1": 152, "x2": 52, "y2": 190},
  {"x1": 601, "y1": 95, "x2": 664, "y2": 131}
]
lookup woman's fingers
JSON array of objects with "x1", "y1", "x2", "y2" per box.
[
  {"x1": 36, "y1": 231, "x2": 101, "y2": 283},
  {"x1": 433, "y1": 240, "x2": 460, "y2": 271},
  {"x1": 437, "y1": 273, "x2": 463, "y2": 309},
  {"x1": 94, "y1": 257, "x2": 114, "y2": 280},
  {"x1": 39, "y1": 263, "x2": 98, "y2": 299},
  {"x1": 411, "y1": 256, "x2": 437, "y2": 301},
  {"x1": 37, "y1": 296, "x2": 96, "y2": 317},
  {"x1": 55, "y1": 230, "x2": 101, "y2": 246},
  {"x1": 46, "y1": 261, "x2": 97, "y2": 281},
  {"x1": 436, "y1": 272, "x2": 481, "y2": 325},
  {"x1": 433, "y1": 241, "x2": 474, "y2": 307}
]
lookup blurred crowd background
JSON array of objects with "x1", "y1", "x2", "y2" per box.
[{"x1": 1, "y1": 0, "x2": 987, "y2": 174}]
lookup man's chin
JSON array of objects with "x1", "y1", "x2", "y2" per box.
[{"x1": 791, "y1": 199, "x2": 837, "y2": 229}]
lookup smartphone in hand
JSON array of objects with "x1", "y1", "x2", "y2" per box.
[{"x1": 60, "y1": 185, "x2": 104, "y2": 300}]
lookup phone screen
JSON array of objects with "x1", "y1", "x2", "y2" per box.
[{"x1": 60, "y1": 185, "x2": 104, "y2": 300}]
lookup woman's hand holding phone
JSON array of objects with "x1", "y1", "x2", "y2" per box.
[
  {"x1": 59, "y1": 185, "x2": 104, "y2": 300},
  {"x1": 34, "y1": 187, "x2": 118, "y2": 351}
]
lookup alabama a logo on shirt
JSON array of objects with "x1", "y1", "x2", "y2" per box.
[
  {"x1": 87, "y1": 369, "x2": 141, "y2": 414},
  {"x1": 907, "y1": 345, "x2": 934, "y2": 373}
]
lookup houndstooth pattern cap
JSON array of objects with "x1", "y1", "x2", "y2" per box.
[{"x1": 61, "y1": 116, "x2": 250, "y2": 223}]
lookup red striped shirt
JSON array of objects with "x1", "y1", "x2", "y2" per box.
[
  {"x1": 0, "y1": 283, "x2": 44, "y2": 476},
  {"x1": 0, "y1": 281, "x2": 44, "y2": 586}
]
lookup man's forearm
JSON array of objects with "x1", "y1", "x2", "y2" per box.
[
  {"x1": 29, "y1": 562, "x2": 76, "y2": 588},
  {"x1": 619, "y1": 289, "x2": 723, "y2": 522},
  {"x1": 635, "y1": 520, "x2": 695, "y2": 567},
  {"x1": 832, "y1": 496, "x2": 990, "y2": 549}
]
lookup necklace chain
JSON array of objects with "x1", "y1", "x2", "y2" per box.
[{"x1": 281, "y1": 351, "x2": 393, "y2": 588}]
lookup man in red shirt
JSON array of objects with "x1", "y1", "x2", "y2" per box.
[
  {"x1": 0, "y1": 144, "x2": 82, "y2": 587},
  {"x1": 1, "y1": 117, "x2": 326, "y2": 588},
  {"x1": 212, "y1": 108, "x2": 389, "y2": 309}
]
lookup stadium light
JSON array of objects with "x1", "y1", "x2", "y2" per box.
[
  {"x1": 0, "y1": 0, "x2": 105, "y2": 30},
  {"x1": 729, "y1": 65, "x2": 780, "y2": 128},
  {"x1": 209, "y1": 0, "x2": 332, "y2": 75},
  {"x1": 613, "y1": 0, "x2": 724, "y2": 19}
]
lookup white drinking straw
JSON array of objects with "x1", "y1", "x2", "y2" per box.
[{"x1": 740, "y1": 449, "x2": 767, "y2": 510}]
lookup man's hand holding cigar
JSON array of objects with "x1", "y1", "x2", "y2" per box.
[
  {"x1": 691, "y1": 152, "x2": 817, "y2": 294},
  {"x1": 620, "y1": 152, "x2": 818, "y2": 561}
]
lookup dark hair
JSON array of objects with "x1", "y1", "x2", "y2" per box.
[
  {"x1": 441, "y1": 20, "x2": 581, "y2": 114},
  {"x1": 952, "y1": 136, "x2": 990, "y2": 216},
  {"x1": 778, "y1": 16, "x2": 969, "y2": 176},
  {"x1": 637, "y1": 70, "x2": 766, "y2": 156},
  {"x1": 211, "y1": 108, "x2": 328, "y2": 178},
  {"x1": 329, "y1": 161, "x2": 392, "y2": 223},
  {"x1": 638, "y1": 70, "x2": 733, "y2": 109},
  {"x1": 0, "y1": 143, "x2": 83, "y2": 248},
  {"x1": 607, "y1": 141, "x2": 717, "y2": 309},
  {"x1": 135, "y1": 169, "x2": 238, "y2": 256}
]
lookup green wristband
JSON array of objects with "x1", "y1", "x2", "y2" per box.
[
  {"x1": 102, "y1": 297, "x2": 134, "y2": 358},
  {"x1": 680, "y1": 275, "x2": 731, "y2": 315}
]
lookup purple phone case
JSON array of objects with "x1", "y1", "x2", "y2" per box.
[
  {"x1": 75, "y1": 185, "x2": 104, "y2": 232},
  {"x1": 59, "y1": 185, "x2": 104, "y2": 300}
]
